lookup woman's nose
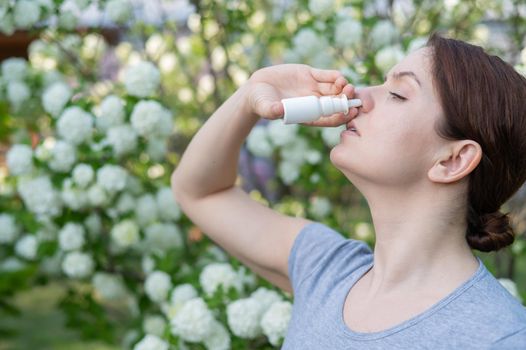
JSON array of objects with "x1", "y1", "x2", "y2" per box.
[{"x1": 354, "y1": 86, "x2": 374, "y2": 113}]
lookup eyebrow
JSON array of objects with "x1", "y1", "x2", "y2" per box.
[{"x1": 384, "y1": 71, "x2": 422, "y2": 88}]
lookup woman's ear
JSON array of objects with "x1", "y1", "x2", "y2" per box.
[{"x1": 428, "y1": 140, "x2": 482, "y2": 183}]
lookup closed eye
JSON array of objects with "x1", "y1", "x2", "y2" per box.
[{"x1": 389, "y1": 91, "x2": 407, "y2": 101}]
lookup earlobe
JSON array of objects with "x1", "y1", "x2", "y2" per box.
[{"x1": 428, "y1": 141, "x2": 482, "y2": 184}]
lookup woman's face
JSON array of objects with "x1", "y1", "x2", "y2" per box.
[{"x1": 330, "y1": 47, "x2": 447, "y2": 187}]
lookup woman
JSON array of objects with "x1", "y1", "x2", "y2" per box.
[{"x1": 170, "y1": 33, "x2": 526, "y2": 348}]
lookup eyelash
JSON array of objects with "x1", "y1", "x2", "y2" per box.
[{"x1": 389, "y1": 92, "x2": 407, "y2": 101}]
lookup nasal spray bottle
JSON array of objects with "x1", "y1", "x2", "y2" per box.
[{"x1": 280, "y1": 94, "x2": 362, "y2": 124}]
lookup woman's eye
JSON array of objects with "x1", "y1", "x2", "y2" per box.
[{"x1": 389, "y1": 92, "x2": 407, "y2": 101}]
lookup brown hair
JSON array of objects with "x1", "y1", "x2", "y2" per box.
[{"x1": 426, "y1": 33, "x2": 526, "y2": 252}]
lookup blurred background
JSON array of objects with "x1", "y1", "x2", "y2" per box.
[{"x1": 0, "y1": 0, "x2": 525, "y2": 349}]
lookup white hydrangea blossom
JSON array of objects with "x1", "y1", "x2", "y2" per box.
[
  {"x1": 106, "y1": 124, "x2": 138, "y2": 157},
  {"x1": 58, "y1": 222, "x2": 86, "y2": 252},
  {"x1": 116, "y1": 192, "x2": 136, "y2": 214},
  {"x1": 72, "y1": 163, "x2": 94, "y2": 188},
  {"x1": 226, "y1": 298, "x2": 263, "y2": 338},
  {"x1": 305, "y1": 149, "x2": 322, "y2": 164},
  {"x1": 92, "y1": 272, "x2": 128, "y2": 301},
  {"x1": 407, "y1": 36, "x2": 428, "y2": 53},
  {"x1": 170, "y1": 297, "x2": 215, "y2": 342},
  {"x1": 130, "y1": 100, "x2": 173, "y2": 139},
  {"x1": 142, "y1": 315, "x2": 166, "y2": 337},
  {"x1": 13, "y1": 0, "x2": 41, "y2": 28},
  {"x1": 42, "y1": 82, "x2": 72, "y2": 117},
  {"x1": 280, "y1": 136, "x2": 308, "y2": 166},
  {"x1": 1, "y1": 57, "x2": 28, "y2": 81},
  {"x1": 49, "y1": 140, "x2": 77, "y2": 173},
  {"x1": 146, "y1": 138, "x2": 168, "y2": 161},
  {"x1": 292, "y1": 28, "x2": 328, "y2": 58},
  {"x1": 61, "y1": 180, "x2": 88, "y2": 210},
  {"x1": 498, "y1": 278, "x2": 523, "y2": 302},
  {"x1": 278, "y1": 161, "x2": 301, "y2": 185},
  {"x1": 203, "y1": 320, "x2": 231, "y2": 350},
  {"x1": 142, "y1": 255, "x2": 155, "y2": 275},
  {"x1": 170, "y1": 284, "x2": 198, "y2": 310},
  {"x1": 96, "y1": 164, "x2": 127, "y2": 193},
  {"x1": 111, "y1": 219, "x2": 140, "y2": 248},
  {"x1": 84, "y1": 213, "x2": 102, "y2": 237},
  {"x1": 246, "y1": 125, "x2": 274, "y2": 157},
  {"x1": 335, "y1": 18, "x2": 362, "y2": 48},
  {"x1": 95, "y1": 95, "x2": 125, "y2": 131},
  {"x1": 308, "y1": 196, "x2": 332, "y2": 219},
  {"x1": 57, "y1": 106, "x2": 94, "y2": 145},
  {"x1": 199, "y1": 263, "x2": 244, "y2": 297},
  {"x1": 145, "y1": 270, "x2": 172, "y2": 303},
  {"x1": 0, "y1": 257, "x2": 25, "y2": 272},
  {"x1": 7, "y1": 81, "x2": 30, "y2": 109},
  {"x1": 135, "y1": 194, "x2": 159, "y2": 227},
  {"x1": 0, "y1": 214, "x2": 20, "y2": 244},
  {"x1": 144, "y1": 223, "x2": 183, "y2": 254},
  {"x1": 87, "y1": 184, "x2": 109, "y2": 207},
  {"x1": 308, "y1": 0, "x2": 337, "y2": 17},
  {"x1": 321, "y1": 125, "x2": 346, "y2": 147},
  {"x1": 6, "y1": 144, "x2": 33, "y2": 176},
  {"x1": 156, "y1": 187, "x2": 181, "y2": 221},
  {"x1": 62, "y1": 251, "x2": 94, "y2": 279},
  {"x1": 260, "y1": 301, "x2": 292, "y2": 346},
  {"x1": 250, "y1": 287, "x2": 283, "y2": 311},
  {"x1": 17, "y1": 176, "x2": 62, "y2": 218},
  {"x1": 123, "y1": 61, "x2": 161, "y2": 97},
  {"x1": 370, "y1": 20, "x2": 399, "y2": 49},
  {"x1": 106, "y1": 0, "x2": 132, "y2": 24},
  {"x1": 375, "y1": 45, "x2": 405, "y2": 73},
  {"x1": 133, "y1": 334, "x2": 169, "y2": 350},
  {"x1": 267, "y1": 121, "x2": 298, "y2": 147},
  {"x1": 15, "y1": 235, "x2": 38, "y2": 260}
]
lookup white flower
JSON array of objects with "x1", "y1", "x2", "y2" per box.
[
  {"x1": 226, "y1": 298, "x2": 263, "y2": 338},
  {"x1": 0, "y1": 257, "x2": 25, "y2": 272},
  {"x1": 106, "y1": 124, "x2": 138, "y2": 157},
  {"x1": 1, "y1": 58, "x2": 28, "y2": 82},
  {"x1": 335, "y1": 18, "x2": 362, "y2": 48},
  {"x1": 15, "y1": 235, "x2": 38, "y2": 260},
  {"x1": 146, "y1": 138, "x2": 168, "y2": 161},
  {"x1": 355, "y1": 222, "x2": 373, "y2": 240},
  {"x1": 49, "y1": 140, "x2": 77, "y2": 173},
  {"x1": 13, "y1": 0, "x2": 41, "y2": 28},
  {"x1": 204, "y1": 320, "x2": 231, "y2": 350},
  {"x1": 95, "y1": 95, "x2": 125, "y2": 131},
  {"x1": 246, "y1": 126, "x2": 274, "y2": 157},
  {"x1": 143, "y1": 315, "x2": 166, "y2": 337},
  {"x1": 61, "y1": 181, "x2": 88, "y2": 210},
  {"x1": 267, "y1": 121, "x2": 298, "y2": 147},
  {"x1": 62, "y1": 251, "x2": 94, "y2": 279},
  {"x1": 133, "y1": 334, "x2": 169, "y2": 350},
  {"x1": 106, "y1": 0, "x2": 132, "y2": 24},
  {"x1": 135, "y1": 194, "x2": 159, "y2": 227},
  {"x1": 321, "y1": 125, "x2": 345, "y2": 147},
  {"x1": 375, "y1": 45, "x2": 405, "y2": 73},
  {"x1": 170, "y1": 297, "x2": 215, "y2": 342},
  {"x1": 116, "y1": 192, "x2": 136, "y2": 214},
  {"x1": 57, "y1": 106, "x2": 93, "y2": 145},
  {"x1": 250, "y1": 287, "x2": 283, "y2": 311},
  {"x1": 144, "y1": 223, "x2": 183, "y2": 254},
  {"x1": 7, "y1": 144, "x2": 33, "y2": 176},
  {"x1": 156, "y1": 187, "x2": 181, "y2": 221},
  {"x1": 308, "y1": 196, "x2": 332, "y2": 219},
  {"x1": 498, "y1": 278, "x2": 523, "y2": 302},
  {"x1": 407, "y1": 36, "x2": 428, "y2": 53},
  {"x1": 96, "y1": 164, "x2": 127, "y2": 193},
  {"x1": 370, "y1": 20, "x2": 399, "y2": 49},
  {"x1": 58, "y1": 223, "x2": 85, "y2": 251},
  {"x1": 308, "y1": 0, "x2": 337, "y2": 17},
  {"x1": 278, "y1": 161, "x2": 301, "y2": 185},
  {"x1": 17, "y1": 176, "x2": 62, "y2": 218},
  {"x1": 292, "y1": 28, "x2": 328, "y2": 58},
  {"x1": 72, "y1": 163, "x2": 94, "y2": 188},
  {"x1": 87, "y1": 184, "x2": 109, "y2": 207},
  {"x1": 0, "y1": 214, "x2": 20, "y2": 244},
  {"x1": 145, "y1": 270, "x2": 172, "y2": 303},
  {"x1": 111, "y1": 219, "x2": 140, "y2": 248},
  {"x1": 280, "y1": 136, "x2": 308, "y2": 166},
  {"x1": 142, "y1": 255, "x2": 155, "y2": 274},
  {"x1": 7, "y1": 81, "x2": 30, "y2": 109},
  {"x1": 0, "y1": 13, "x2": 14, "y2": 36},
  {"x1": 260, "y1": 301, "x2": 292, "y2": 346},
  {"x1": 42, "y1": 82, "x2": 72, "y2": 117},
  {"x1": 199, "y1": 263, "x2": 243, "y2": 297},
  {"x1": 305, "y1": 149, "x2": 322, "y2": 164},
  {"x1": 92, "y1": 272, "x2": 128, "y2": 301},
  {"x1": 130, "y1": 100, "x2": 173, "y2": 139},
  {"x1": 123, "y1": 61, "x2": 161, "y2": 97},
  {"x1": 84, "y1": 213, "x2": 102, "y2": 237},
  {"x1": 170, "y1": 284, "x2": 198, "y2": 309}
]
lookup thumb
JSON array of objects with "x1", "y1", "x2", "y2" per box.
[{"x1": 257, "y1": 99, "x2": 283, "y2": 119}]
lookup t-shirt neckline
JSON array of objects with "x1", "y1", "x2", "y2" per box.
[{"x1": 337, "y1": 256, "x2": 486, "y2": 340}]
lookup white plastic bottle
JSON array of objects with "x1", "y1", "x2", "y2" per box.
[{"x1": 280, "y1": 94, "x2": 362, "y2": 124}]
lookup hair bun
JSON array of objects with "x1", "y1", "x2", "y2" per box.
[{"x1": 467, "y1": 210, "x2": 515, "y2": 252}]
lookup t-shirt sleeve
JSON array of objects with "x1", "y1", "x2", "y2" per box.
[
  {"x1": 287, "y1": 221, "x2": 373, "y2": 294},
  {"x1": 489, "y1": 326, "x2": 526, "y2": 349}
]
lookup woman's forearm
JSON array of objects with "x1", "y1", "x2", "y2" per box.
[{"x1": 171, "y1": 81, "x2": 260, "y2": 200}]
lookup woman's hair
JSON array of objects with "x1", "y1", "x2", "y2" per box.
[{"x1": 426, "y1": 32, "x2": 526, "y2": 252}]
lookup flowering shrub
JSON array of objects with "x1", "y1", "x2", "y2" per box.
[{"x1": 1, "y1": 0, "x2": 525, "y2": 349}]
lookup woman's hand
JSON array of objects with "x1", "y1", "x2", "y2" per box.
[{"x1": 245, "y1": 63, "x2": 358, "y2": 127}]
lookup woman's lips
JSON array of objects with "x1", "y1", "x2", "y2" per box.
[{"x1": 345, "y1": 120, "x2": 360, "y2": 136}]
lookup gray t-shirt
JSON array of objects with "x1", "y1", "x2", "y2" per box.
[{"x1": 283, "y1": 222, "x2": 526, "y2": 349}]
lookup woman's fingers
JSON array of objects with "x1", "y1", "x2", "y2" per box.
[
  {"x1": 310, "y1": 67, "x2": 344, "y2": 83},
  {"x1": 301, "y1": 107, "x2": 359, "y2": 128}
]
